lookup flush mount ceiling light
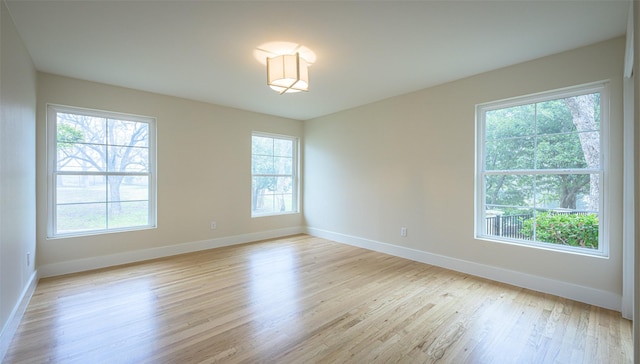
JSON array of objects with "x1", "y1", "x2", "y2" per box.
[
  {"x1": 254, "y1": 42, "x2": 316, "y2": 95},
  {"x1": 266, "y1": 53, "x2": 309, "y2": 94}
]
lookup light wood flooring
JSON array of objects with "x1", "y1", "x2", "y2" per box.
[{"x1": 4, "y1": 235, "x2": 633, "y2": 363}]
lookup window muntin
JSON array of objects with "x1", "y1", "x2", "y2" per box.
[
  {"x1": 251, "y1": 133, "x2": 298, "y2": 217},
  {"x1": 476, "y1": 83, "x2": 607, "y2": 255},
  {"x1": 47, "y1": 105, "x2": 156, "y2": 238}
]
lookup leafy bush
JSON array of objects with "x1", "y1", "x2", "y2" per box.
[{"x1": 521, "y1": 212, "x2": 598, "y2": 249}]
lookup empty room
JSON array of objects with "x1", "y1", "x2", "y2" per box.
[{"x1": 1, "y1": 1, "x2": 638, "y2": 363}]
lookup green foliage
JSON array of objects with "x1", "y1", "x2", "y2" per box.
[
  {"x1": 521, "y1": 212, "x2": 598, "y2": 249},
  {"x1": 483, "y1": 93, "x2": 600, "y2": 211},
  {"x1": 57, "y1": 124, "x2": 83, "y2": 149}
]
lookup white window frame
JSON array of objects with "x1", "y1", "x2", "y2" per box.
[
  {"x1": 46, "y1": 104, "x2": 157, "y2": 238},
  {"x1": 475, "y1": 82, "x2": 609, "y2": 257},
  {"x1": 251, "y1": 132, "x2": 299, "y2": 217}
]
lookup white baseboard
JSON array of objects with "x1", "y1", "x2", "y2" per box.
[
  {"x1": 306, "y1": 227, "x2": 622, "y2": 312},
  {"x1": 0, "y1": 270, "x2": 38, "y2": 362},
  {"x1": 39, "y1": 226, "x2": 305, "y2": 278}
]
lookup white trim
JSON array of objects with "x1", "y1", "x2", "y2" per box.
[
  {"x1": 622, "y1": 72, "x2": 635, "y2": 320},
  {"x1": 621, "y1": 0, "x2": 635, "y2": 322},
  {"x1": 0, "y1": 271, "x2": 38, "y2": 363},
  {"x1": 624, "y1": 1, "x2": 634, "y2": 78},
  {"x1": 306, "y1": 227, "x2": 622, "y2": 311},
  {"x1": 38, "y1": 227, "x2": 305, "y2": 278},
  {"x1": 476, "y1": 81, "x2": 610, "y2": 111}
]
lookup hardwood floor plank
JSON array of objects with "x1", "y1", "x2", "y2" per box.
[{"x1": 4, "y1": 235, "x2": 632, "y2": 364}]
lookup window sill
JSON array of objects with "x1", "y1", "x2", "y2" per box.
[
  {"x1": 475, "y1": 235, "x2": 609, "y2": 259},
  {"x1": 251, "y1": 211, "x2": 300, "y2": 219},
  {"x1": 47, "y1": 225, "x2": 157, "y2": 240}
]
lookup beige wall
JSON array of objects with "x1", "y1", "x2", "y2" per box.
[
  {"x1": 0, "y1": 0, "x2": 37, "y2": 354},
  {"x1": 304, "y1": 37, "x2": 626, "y2": 298},
  {"x1": 36, "y1": 74, "x2": 304, "y2": 269}
]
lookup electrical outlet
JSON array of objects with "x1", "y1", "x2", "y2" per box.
[
  {"x1": 210, "y1": 221, "x2": 217, "y2": 230},
  {"x1": 400, "y1": 227, "x2": 407, "y2": 237}
]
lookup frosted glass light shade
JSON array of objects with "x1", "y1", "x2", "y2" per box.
[{"x1": 266, "y1": 53, "x2": 309, "y2": 94}]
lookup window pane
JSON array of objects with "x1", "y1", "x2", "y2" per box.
[
  {"x1": 253, "y1": 176, "x2": 275, "y2": 214},
  {"x1": 109, "y1": 119, "x2": 149, "y2": 147},
  {"x1": 57, "y1": 113, "x2": 106, "y2": 145},
  {"x1": 253, "y1": 175, "x2": 276, "y2": 192},
  {"x1": 485, "y1": 137, "x2": 534, "y2": 170},
  {"x1": 110, "y1": 176, "x2": 149, "y2": 202},
  {"x1": 274, "y1": 156, "x2": 293, "y2": 174},
  {"x1": 57, "y1": 144, "x2": 106, "y2": 172},
  {"x1": 274, "y1": 138, "x2": 293, "y2": 157},
  {"x1": 259, "y1": 194, "x2": 276, "y2": 214},
  {"x1": 252, "y1": 176, "x2": 294, "y2": 213},
  {"x1": 57, "y1": 122, "x2": 84, "y2": 144},
  {"x1": 57, "y1": 203, "x2": 106, "y2": 233},
  {"x1": 576, "y1": 131, "x2": 600, "y2": 168},
  {"x1": 531, "y1": 210, "x2": 599, "y2": 249},
  {"x1": 536, "y1": 133, "x2": 589, "y2": 169},
  {"x1": 485, "y1": 174, "x2": 534, "y2": 210},
  {"x1": 252, "y1": 192, "x2": 293, "y2": 215},
  {"x1": 551, "y1": 94, "x2": 600, "y2": 133},
  {"x1": 485, "y1": 104, "x2": 535, "y2": 140},
  {"x1": 107, "y1": 176, "x2": 149, "y2": 202},
  {"x1": 273, "y1": 193, "x2": 293, "y2": 212},
  {"x1": 252, "y1": 136, "x2": 273, "y2": 155},
  {"x1": 484, "y1": 207, "x2": 533, "y2": 240},
  {"x1": 534, "y1": 174, "x2": 598, "y2": 212},
  {"x1": 108, "y1": 201, "x2": 149, "y2": 228},
  {"x1": 107, "y1": 146, "x2": 149, "y2": 172},
  {"x1": 276, "y1": 176, "x2": 293, "y2": 194},
  {"x1": 57, "y1": 175, "x2": 106, "y2": 204},
  {"x1": 252, "y1": 155, "x2": 274, "y2": 174},
  {"x1": 535, "y1": 99, "x2": 575, "y2": 135}
]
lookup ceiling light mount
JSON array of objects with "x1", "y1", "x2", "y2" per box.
[{"x1": 266, "y1": 52, "x2": 309, "y2": 94}]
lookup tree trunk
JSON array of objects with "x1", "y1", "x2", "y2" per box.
[
  {"x1": 559, "y1": 179, "x2": 577, "y2": 209},
  {"x1": 558, "y1": 175, "x2": 590, "y2": 210},
  {"x1": 564, "y1": 95, "x2": 600, "y2": 211},
  {"x1": 253, "y1": 187, "x2": 264, "y2": 211},
  {"x1": 488, "y1": 175, "x2": 506, "y2": 206},
  {"x1": 109, "y1": 176, "x2": 124, "y2": 216}
]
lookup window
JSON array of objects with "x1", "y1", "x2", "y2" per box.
[
  {"x1": 251, "y1": 132, "x2": 298, "y2": 217},
  {"x1": 475, "y1": 82, "x2": 607, "y2": 256},
  {"x1": 47, "y1": 105, "x2": 156, "y2": 238}
]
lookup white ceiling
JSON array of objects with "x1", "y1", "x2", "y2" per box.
[{"x1": 5, "y1": 0, "x2": 630, "y2": 120}]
